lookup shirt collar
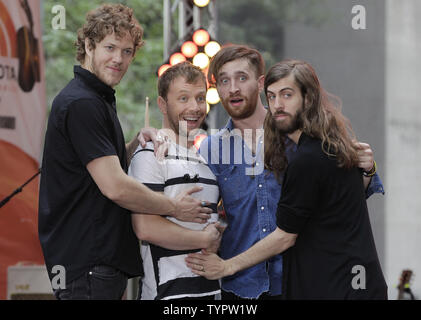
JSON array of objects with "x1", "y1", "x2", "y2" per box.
[
  {"x1": 74, "y1": 65, "x2": 116, "y2": 103},
  {"x1": 223, "y1": 118, "x2": 235, "y2": 132},
  {"x1": 223, "y1": 117, "x2": 264, "y2": 132}
]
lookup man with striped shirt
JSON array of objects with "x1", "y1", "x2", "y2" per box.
[{"x1": 129, "y1": 62, "x2": 223, "y2": 300}]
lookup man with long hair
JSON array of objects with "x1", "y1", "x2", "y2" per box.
[
  {"x1": 186, "y1": 59, "x2": 388, "y2": 299},
  {"x1": 39, "y1": 4, "x2": 212, "y2": 300}
]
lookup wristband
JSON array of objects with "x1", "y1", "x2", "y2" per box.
[{"x1": 363, "y1": 161, "x2": 377, "y2": 177}]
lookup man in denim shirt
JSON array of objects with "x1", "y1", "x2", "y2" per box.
[{"x1": 197, "y1": 45, "x2": 384, "y2": 299}]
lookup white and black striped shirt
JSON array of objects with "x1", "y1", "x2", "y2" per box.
[{"x1": 128, "y1": 141, "x2": 220, "y2": 300}]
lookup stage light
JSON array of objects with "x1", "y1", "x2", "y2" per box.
[
  {"x1": 169, "y1": 52, "x2": 186, "y2": 66},
  {"x1": 193, "y1": 29, "x2": 210, "y2": 46},
  {"x1": 193, "y1": 0, "x2": 210, "y2": 7},
  {"x1": 181, "y1": 41, "x2": 198, "y2": 58},
  {"x1": 158, "y1": 64, "x2": 171, "y2": 77},
  {"x1": 204, "y1": 41, "x2": 221, "y2": 58},
  {"x1": 206, "y1": 87, "x2": 220, "y2": 104},
  {"x1": 192, "y1": 52, "x2": 209, "y2": 69},
  {"x1": 193, "y1": 133, "x2": 208, "y2": 150},
  {"x1": 157, "y1": 28, "x2": 220, "y2": 77}
]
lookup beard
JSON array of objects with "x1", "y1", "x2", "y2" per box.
[
  {"x1": 272, "y1": 105, "x2": 304, "y2": 134},
  {"x1": 222, "y1": 86, "x2": 260, "y2": 120},
  {"x1": 91, "y1": 55, "x2": 123, "y2": 88}
]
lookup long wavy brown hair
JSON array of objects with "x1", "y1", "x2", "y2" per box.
[
  {"x1": 75, "y1": 4, "x2": 144, "y2": 64},
  {"x1": 264, "y1": 60, "x2": 360, "y2": 180}
]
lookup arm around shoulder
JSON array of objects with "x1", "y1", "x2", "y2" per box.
[{"x1": 86, "y1": 155, "x2": 177, "y2": 215}]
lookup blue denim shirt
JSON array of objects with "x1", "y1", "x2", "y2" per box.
[{"x1": 199, "y1": 118, "x2": 384, "y2": 298}]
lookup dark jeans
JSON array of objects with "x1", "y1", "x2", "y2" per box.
[
  {"x1": 222, "y1": 290, "x2": 282, "y2": 300},
  {"x1": 54, "y1": 265, "x2": 128, "y2": 300}
]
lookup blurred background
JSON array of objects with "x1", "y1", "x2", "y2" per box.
[{"x1": 0, "y1": 0, "x2": 420, "y2": 300}]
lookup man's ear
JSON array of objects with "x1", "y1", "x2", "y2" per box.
[
  {"x1": 85, "y1": 38, "x2": 94, "y2": 59},
  {"x1": 157, "y1": 96, "x2": 168, "y2": 115},
  {"x1": 257, "y1": 75, "x2": 265, "y2": 93}
]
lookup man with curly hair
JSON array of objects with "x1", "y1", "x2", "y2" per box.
[{"x1": 39, "y1": 4, "x2": 212, "y2": 300}]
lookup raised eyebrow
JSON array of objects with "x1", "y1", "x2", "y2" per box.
[
  {"x1": 236, "y1": 71, "x2": 249, "y2": 76},
  {"x1": 281, "y1": 87, "x2": 294, "y2": 92},
  {"x1": 269, "y1": 87, "x2": 295, "y2": 94},
  {"x1": 217, "y1": 71, "x2": 249, "y2": 79},
  {"x1": 177, "y1": 90, "x2": 192, "y2": 94}
]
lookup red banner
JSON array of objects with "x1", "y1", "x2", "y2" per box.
[{"x1": 0, "y1": 0, "x2": 46, "y2": 300}]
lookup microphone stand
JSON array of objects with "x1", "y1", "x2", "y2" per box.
[{"x1": 0, "y1": 168, "x2": 41, "y2": 209}]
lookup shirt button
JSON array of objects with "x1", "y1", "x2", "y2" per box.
[
  {"x1": 263, "y1": 228, "x2": 267, "y2": 232},
  {"x1": 261, "y1": 206, "x2": 264, "y2": 210},
  {"x1": 256, "y1": 163, "x2": 259, "y2": 166},
  {"x1": 259, "y1": 184, "x2": 262, "y2": 188},
  {"x1": 224, "y1": 178, "x2": 227, "y2": 181}
]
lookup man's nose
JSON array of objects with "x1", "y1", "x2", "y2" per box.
[
  {"x1": 273, "y1": 96, "x2": 285, "y2": 111},
  {"x1": 229, "y1": 80, "x2": 240, "y2": 95},
  {"x1": 112, "y1": 51, "x2": 123, "y2": 64},
  {"x1": 189, "y1": 98, "x2": 201, "y2": 111}
]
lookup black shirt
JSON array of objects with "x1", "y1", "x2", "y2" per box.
[
  {"x1": 38, "y1": 66, "x2": 142, "y2": 284},
  {"x1": 277, "y1": 133, "x2": 387, "y2": 299}
]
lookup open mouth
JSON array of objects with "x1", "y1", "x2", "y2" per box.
[
  {"x1": 181, "y1": 115, "x2": 202, "y2": 128},
  {"x1": 230, "y1": 98, "x2": 244, "y2": 106}
]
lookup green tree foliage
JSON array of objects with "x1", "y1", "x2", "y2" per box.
[{"x1": 43, "y1": 0, "x2": 164, "y2": 140}]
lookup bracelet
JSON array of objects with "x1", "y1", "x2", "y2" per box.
[{"x1": 363, "y1": 161, "x2": 377, "y2": 177}]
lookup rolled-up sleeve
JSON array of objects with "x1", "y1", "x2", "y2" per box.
[{"x1": 365, "y1": 172, "x2": 385, "y2": 199}]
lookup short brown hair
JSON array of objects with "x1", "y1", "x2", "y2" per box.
[
  {"x1": 158, "y1": 62, "x2": 207, "y2": 101},
  {"x1": 75, "y1": 4, "x2": 144, "y2": 64},
  {"x1": 207, "y1": 44, "x2": 265, "y2": 86}
]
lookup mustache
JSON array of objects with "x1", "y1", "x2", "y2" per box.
[
  {"x1": 272, "y1": 111, "x2": 291, "y2": 117},
  {"x1": 227, "y1": 93, "x2": 245, "y2": 99}
]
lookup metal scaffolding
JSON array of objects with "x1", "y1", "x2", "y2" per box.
[{"x1": 163, "y1": 0, "x2": 218, "y2": 61}]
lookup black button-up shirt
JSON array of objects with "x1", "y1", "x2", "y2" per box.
[{"x1": 39, "y1": 66, "x2": 142, "y2": 284}]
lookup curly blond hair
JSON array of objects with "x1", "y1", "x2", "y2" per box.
[{"x1": 75, "y1": 4, "x2": 144, "y2": 64}]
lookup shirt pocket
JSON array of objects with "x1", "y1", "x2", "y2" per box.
[{"x1": 218, "y1": 164, "x2": 250, "y2": 208}]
